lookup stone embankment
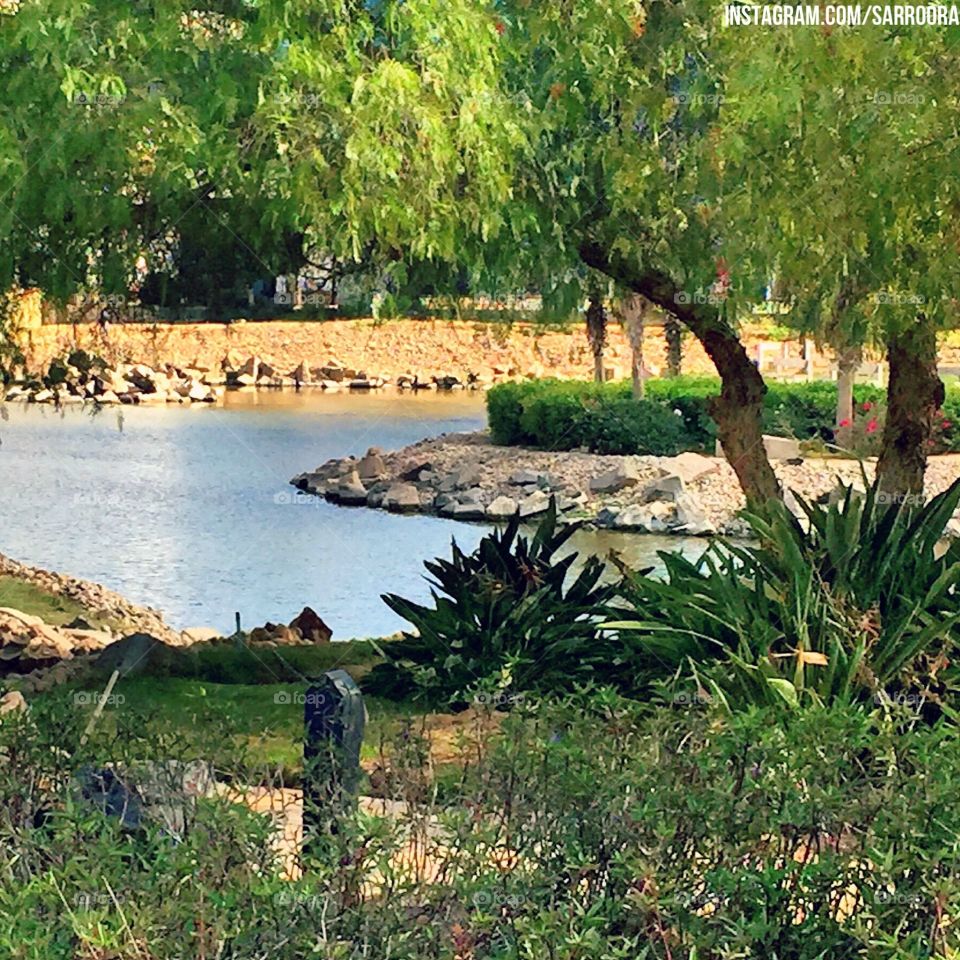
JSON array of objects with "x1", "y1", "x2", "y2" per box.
[
  {"x1": 292, "y1": 433, "x2": 960, "y2": 537},
  {"x1": 1, "y1": 350, "x2": 496, "y2": 406},
  {"x1": 0, "y1": 554, "x2": 338, "y2": 694}
]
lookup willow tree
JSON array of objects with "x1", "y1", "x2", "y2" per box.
[{"x1": 716, "y1": 19, "x2": 960, "y2": 498}]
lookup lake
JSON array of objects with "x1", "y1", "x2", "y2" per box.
[{"x1": 0, "y1": 390, "x2": 704, "y2": 638}]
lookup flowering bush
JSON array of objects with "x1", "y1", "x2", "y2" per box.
[{"x1": 836, "y1": 399, "x2": 885, "y2": 456}]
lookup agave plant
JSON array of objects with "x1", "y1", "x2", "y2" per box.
[
  {"x1": 363, "y1": 500, "x2": 620, "y2": 704},
  {"x1": 609, "y1": 479, "x2": 960, "y2": 711}
]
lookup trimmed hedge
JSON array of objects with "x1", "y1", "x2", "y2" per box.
[{"x1": 487, "y1": 376, "x2": 960, "y2": 455}]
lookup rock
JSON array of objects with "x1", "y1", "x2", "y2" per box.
[
  {"x1": 519, "y1": 490, "x2": 551, "y2": 518},
  {"x1": 239, "y1": 356, "x2": 261, "y2": 378},
  {"x1": 96, "y1": 632, "x2": 177, "y2": 677},
  {"x1": 642, "y1": 474, "x2": 687, "y2": 503},
  {"x1": 357, "y1": 450, "x2": 388, "y2": 481},
  {"x1": 457, "y1": 487, "x2": 486, "y2": 506},
  {"x1": 399, "y1": 461, "x2": 433, "y2": 482},
  {"x1": 508, "y1": 470, "x2": 541, "y2": 486},
  {"x1": 234, "y1": 373, "x2": 258, "y2": 387},
  {"x1": 32, "y1": 389, "x2": 53, "y2": 403},
  {"x1": 181, "y1": 627, "x2": 222, "y2": 645},
  {"x1": 589, "y1": 459, "x2": 640, "y2": 493},
  {"x1": 672, "y1": 493, "x2": 715, "y2": 535},
  {"x1": 0, "y1": 690, "x2": 27, "y2": 716},
  {"x1": 441, "y1": 501, "x2": 487, "y2": 520},
  {"x1": 289, "y1": 361, "x2": 311, "y2": 383},
  {"x1": 717, "y1": 435, "x2": 802, "y2": 460},
  {"x1": 187, "y1": 382, "x2": 213, "y2": 402},
  {"x1": 383, "y1": 483, "x2": 421, "y2": 513},
  {"x1": 659, "y1": 452, "x2": 720, "y2": 485},
  {"x1": 595, "y1": 507, "x2": 621, "y2": 527},
  {"x1": 288, "y1": 607, "x2": 332, "y2": 644},
  {"x1": 334, "y1": 470, "x2": 368, "y2": 506},
  {"x1": 438, "y1": 464, "x2": 483, "y2": 492},
  {"x1": 613, "y1": 503, "x2": 672, "y2": 533},
  {"x1": 486, "y1": 495, "x2": 519, "y2": 519}
]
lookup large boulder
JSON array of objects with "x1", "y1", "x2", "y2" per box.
[
  {"x1": 333, "y1": 470, "x2": 368, "y2": 506},
  {"x1": 288, "y1": 607, "x2": 332, "y2": 644},
  {"x1": 519, "y1": 490, "x2": 551, "y2": 517},
  {"x1": 383, "y1": 483, "x2": 421, "y2": 513},
  {"x1": 613, "y1": 503, "x2": 673, "y2": 533},
  {"x1": 486, "y1": 495, "x2": 519, "y2": 519},
  {"x1": 357, "y1": 449, "x2": 388, "y2": 481},
  {"x1": 642, "y1": 474, "x2": 686, "y2": 503},
  {"x1": 589, "y1": 459, "x2": 640, "y2": 494},
  {"x1": 672, "y1": 493, "x2": 715, "y2": 536},
  {"x1": 659, "y1": 452, "x2": 720, "y2": 485}
]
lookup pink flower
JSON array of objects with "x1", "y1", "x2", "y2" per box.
[
  {"x1": 942, "y1": 420, "x2": 953, "y2": 430},
  {"x1": 861, "y1": 402, "x2": 873, "y2": 412},
  {"x1": 838, "y1": 418, "x2": 852, "y2": 428},
  {"x1": 866, "y1": 418, "x2": 879, "y2": 434}
]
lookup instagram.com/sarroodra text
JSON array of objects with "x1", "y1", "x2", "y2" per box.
[{"x1": 724, "y1": 4, "x2": 960, "y2": 26}]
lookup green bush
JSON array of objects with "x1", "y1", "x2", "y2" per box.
[
  {"x1": 610, "y1": 478, "x2": 960, "y2": 711},
  {"x1": 2, "y1": 693, "x2": 957, "y2": 958},
  {"x1": 485, "y1": 376, "x2": 936, "y2": 454},
  {"x1": 363, "y1": 501, "x2": 620, "y2": 705}
]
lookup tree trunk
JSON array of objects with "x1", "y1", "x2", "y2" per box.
[
  {"x1": 664, "y1": 315, "x2": 682, "y2": 376},
  {"x1": 876, "y1": 322, "x2": 944, "y2": 501},
  {"x1": 586, "y1": 294, "x2": 607, "y2": 383},
  {"x1": 834, "y1": 344, "x2": 860, "y2": 449},
  {"x1": 621, "y1": 294, "x2": 647, "y2": 399},
  {"x1": 580, "y1": 242, "x2": 781, "y2": 506}
]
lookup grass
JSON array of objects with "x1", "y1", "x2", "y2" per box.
[
  {"x1": 0, "y1": 574, "x2": 108, "y2": 627},
  {"x1": 32, "y1": 639, "x2": 429, "y2": 784}
]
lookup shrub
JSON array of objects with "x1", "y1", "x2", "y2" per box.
[
  {"x1": 609, "y1": 478, "x2": 960, "y2": 711},
  {"x1": 3, "y1": 692, "x2": 956, "y2": 958},
  {"x1": 363, "y1": 501, "x2": 620, "y2": 705},
  {"x1": 486, "y1": 376, "x2": 906, "y2": 454}
]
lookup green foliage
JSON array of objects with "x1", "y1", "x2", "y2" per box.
[
  {"x1": 611, "y1": 479, "x2": 960, "y2": 711},
  {"x1": 364, "y1": 501, "x2": 619, "y2": 704},
  {"x1": 1, "y1": 694, "x2": 957, "y2": 958},
  {"x1": 487, "y1": 376, "x2": 898, "y2": 454}
]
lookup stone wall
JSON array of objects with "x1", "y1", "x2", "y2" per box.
[{"x1": 16, "y1": 316, "x2": 728, "y2": 382}]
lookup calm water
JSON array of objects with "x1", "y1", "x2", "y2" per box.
[{"x1": 0, "y1": 390, "x2": 703, "y2": 637}]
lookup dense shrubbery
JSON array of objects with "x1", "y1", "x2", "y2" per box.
[
  {"x1": 487, "y1": 376, "x2": 960, "y2": 454},
  {"x1": 1, "y1": 693, "x2": 956, "y2": 958},
  {"x1": 375, "y1": 481, "x2": 960, "y2": 713},
  {"x1": 612, "y1": 478, "x2": 960, "y2": 711},
  {"x1": 364, "y1": 502, "x2": 619, "y2": 704}
]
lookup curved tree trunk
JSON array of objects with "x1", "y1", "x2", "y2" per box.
[
  {"x1": 876, "y1": 322, "x2": 944, "y2": 501},
  {"x1": 580, "y1": 242, "x2": 781, "y2": 506}
]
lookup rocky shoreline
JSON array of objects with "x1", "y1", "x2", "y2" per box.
[
  {"x1": 0, "y1": 554, "x2": 337, "y2": 694},
  {"x1": 291, "y1": 432, "x2": 960, "y2": 537},
  {"x1": 0, "y1": 350, "x2": 492, "y2": 407}
]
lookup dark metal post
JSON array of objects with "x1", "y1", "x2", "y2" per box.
[{"x1": 302, "y1": 669, "x2": 365, "y2": 854}]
